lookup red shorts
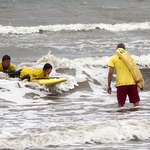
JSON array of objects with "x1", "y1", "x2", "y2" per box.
[{"x1": 117, "y1": 85, "x2": 140, "y2": 105}]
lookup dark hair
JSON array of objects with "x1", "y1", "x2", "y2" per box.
[
  {"x1": 43, "y1": 63, "x2": 52, "y2": 70},
  {"x1": 2, "y1": 55, "x2": 11, "y2": 61},
  {"x1": 117, "y1": 43, "x2": 125, "y2": 49}
]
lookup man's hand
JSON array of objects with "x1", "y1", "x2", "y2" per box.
[
  {"x1": 107, "y1": 87, "x2": 112, "y2": 94},
  {"x1": 140, "y1": 87, "x2": 143, "y2": 91}
]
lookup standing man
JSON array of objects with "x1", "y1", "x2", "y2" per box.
[
  {"x1": 107, "y1": 43, "x2": 141, "y2": 107},
  {"x1": 0, "y1": 55, "x2": 16, "y2": 73}
]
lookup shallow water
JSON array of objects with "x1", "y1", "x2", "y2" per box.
[{"x1": 0, "y1": 0, "x2": 150, "y2": 149}]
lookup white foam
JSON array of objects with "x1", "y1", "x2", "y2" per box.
[
  {"x1": 0, "y1": 120, "x2": 150, "y2": 150},
  {"x1": 131, "y1": 54, "x2": 150, "y2": 67},
  {"x1": 0, "y1": 79, "x2": 49, "y2": 105},
  {"x1": 0, "y1": 53, "x2": 149, "y2": 105},
  {"x1": 13, "y1": 53, "x2": 150, "y2": 100},
  {"x1": 0, "y1": 22, "x2": 150, "y2": 34},
  {"x1": 0, "y1": 52, "x2": 150, "y2": 150}
]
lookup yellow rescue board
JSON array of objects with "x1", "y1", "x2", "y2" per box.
[
  {"x1": 33, "y1": 78, "x2": 67, "y2": 86},
  {"x1": 116, "y1": 48, "x2": 144, "y2": 89}
]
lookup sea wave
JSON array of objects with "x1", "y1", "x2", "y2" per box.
[
  {"x1": 0, "y1": 22, "x2": 150, "y2": 34},
  {"x1": 0, "y1": 53, "x2": 150, "y2": 95},
  {"x1": 16, "y1": 54, "x2": 150, "y2": 92},
  {"x1": 0, "y1": 120, "x2": 150, "y2": 150}
]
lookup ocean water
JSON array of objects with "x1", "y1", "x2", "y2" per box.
[{"x1": 0, "y1": 0, "x2": 150, "y2": 149}]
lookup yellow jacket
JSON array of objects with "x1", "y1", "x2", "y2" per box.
[
  {"x1": 20, "y1": 68, "x2": 49, "y2": 81},
  {"x1": 0, "y1": 62, "x2": 16, "y2": 73}
]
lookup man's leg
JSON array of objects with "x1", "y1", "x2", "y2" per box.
[
  {"x1": 134, "y1": 102, "x2": 140, "y2": 107},
  {"x1": 117, "y1": 86, "x2": 127, "y2": 107},
  {"x1": 8, "y1": 69, "x2": 22, "y2": 78},
  {"x1": 118, "y1": 103, "x2": 124, "y2": 107},
  {"x1": 128, "y1": 85, "x2": 140, "y2": 107}
]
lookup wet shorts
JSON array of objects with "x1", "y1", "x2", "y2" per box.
[{"x1": 117, "y1": 85, "x2": 140, "y2": 105}]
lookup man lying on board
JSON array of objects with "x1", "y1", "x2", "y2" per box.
[
  {"x1": 8, "y1": 63, "x2": 53, "y2": 81},
  {"x1": 0, "y1": 55, "x2": 16, "y2": 73}
]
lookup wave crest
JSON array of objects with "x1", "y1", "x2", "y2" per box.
[{"x1": 0, "y1": 22, "x2": 150, "y2": 34}]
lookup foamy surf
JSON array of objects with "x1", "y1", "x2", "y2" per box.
[
  {"x1": 0, "y1": 22, "x2": 150, "y2": 34},
  {"x1": 0, "y1": 120, "x2": 150, "y2": 150},
  {"x1": 0, "y1": 0, "x2": 150, "y2": 149}
]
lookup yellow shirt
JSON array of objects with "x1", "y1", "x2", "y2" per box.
[
  {"x1": 20, "y1": 68, "x2": 49, "y2": 81},
  {"x1": 0, "y1": 62, "x2": 16, "y2": 73},
  {"x1": 108, "y1": 55, "x2": 136, "y2": 87}
]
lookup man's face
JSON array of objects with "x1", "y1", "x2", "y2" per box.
[
  {"x1": 2, "y1": 60, "x2": 11, "y2": 69},
  {"x1": 44, "y1": 68, "x2": 52, "y2": 76}
]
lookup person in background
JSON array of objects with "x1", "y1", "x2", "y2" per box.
[
  {"x1": 0, "y1": 55, "x2": 16, "y2": 73},
  {"x1": 107, "y1": 43, "x2": 141, "y2": 107},
  {"x1": 8, "y1": 63, "x2": 52, "y2": 81}
]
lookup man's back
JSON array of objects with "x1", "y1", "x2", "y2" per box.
[{"x1": 108, "y1": 54, "x2": 136, "y2": 86}]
